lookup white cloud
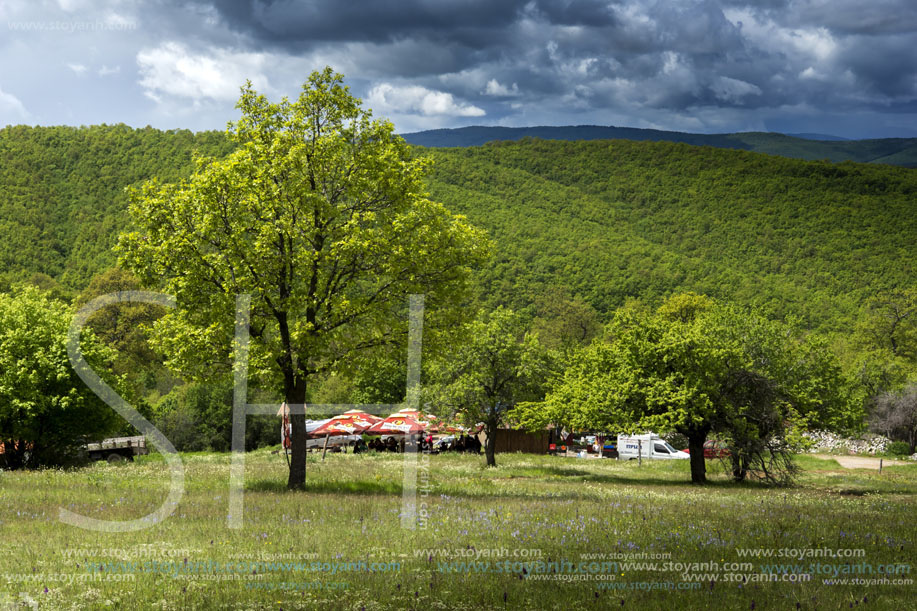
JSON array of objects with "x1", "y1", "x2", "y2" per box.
[
  {"x1": 799, "y1": 66, "x2": 835, "y2": 82},
  {"x1": 789, "y1": 27, "x2": 837, "y2": 61},
  {"x1": 98, "y1": 65, "x2": 120, "y2": 77},
  {"x1": 711, "y1": 76, "x2": 762, "y2": 103},
  {"x1": 0, "y1": 86, "x2": 28, "y2": 119},
  {"x1": 367, "y1": 83, "x2": 485, "y2": 117},
  {"x1": 67, "y1": 63, "x2": 88, "y2": 75},
  {"x1": 104, "y1": 12, "x2": 138, "y2": 29},
  {"x1": 136, "y1": 42, "x2": 272, "y2": 103},
  {"x1": 725, "y1": 8, "x2": 836, "y2": 62},
  {"x1": 56, "y1": 0, "x2": 91, "y2": 12},
  {"x1": 483, "y1": 79, "x2": 519, "y2": 97}
]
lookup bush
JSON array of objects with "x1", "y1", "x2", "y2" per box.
[
  {"x1": 887, "y1": 441, "x2": 911, "y2": 456},
  {"x1": 153, "y1": 382, "x2": 232, "y2": 452},
  {"x1": 152, "y1": 382, "x2": 280, "y2": 452},
  {"x1": 0, "y1": 286, "x2": 124, "y2": 468}
]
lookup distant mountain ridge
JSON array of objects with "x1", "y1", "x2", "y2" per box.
[
  {"x1": 786, "y1": 133, "x2": 851, "y2": 142},
  {"x1": 400, "y1": 125, "x2": 917, "y2": 167}
]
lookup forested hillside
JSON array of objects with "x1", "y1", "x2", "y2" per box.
[
  {"x1": 0, "y1": 125, "x2": 234, "y2": 291},
  {"x1": 401, "y1": 125, "x2": 917, "y2": 167},
  {"x1": 1, "y1": 125, "x2": 914, "y2": 340},
  {"x1": 423, "y1": 139, "x2": 916, "y2": 335}
]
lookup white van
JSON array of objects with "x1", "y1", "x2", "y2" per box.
[{"x1": 617, "y1": 434, "x2": 689, "y2": 460}]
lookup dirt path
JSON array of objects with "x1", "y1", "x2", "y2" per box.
[{"x1": 811, "y1": 454, "x2": 911, "y2": 469}]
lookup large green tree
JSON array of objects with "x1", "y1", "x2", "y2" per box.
[
  {"x1": 425, "y1": 307, "x2": 548, "y2": 467},
  {"x1": 0, "y1": 285, "x2": 122, "y2": 468},
  {"x1": 117, "y1": 68, "x2": 490, "y2": 488},
  {"x1": 75, "y1": 268, "x2": 174, "y2": 400},
  {"x1": 526, "y1": 295, "x2": 857, "y2": 483}
]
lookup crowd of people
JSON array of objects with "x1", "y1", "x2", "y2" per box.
[
  {"x1": 437, "y1": 434, "x2": 482, "y2": 454},
  {"x1": 351, "y1": 434, "x2": 482, "y2": 454}
]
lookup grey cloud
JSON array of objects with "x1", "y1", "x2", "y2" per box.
[
  {"x1": 786, "y1": 0, "x2": 917, "y2": 36},
  {"x1": 174, "y1": 0, "x2": 916, "y2": 122},
  {"x1": 834, "y1": 34, "x2": 917, "y2": 97},
  {"x1": 203, "y1": 0, "x2": 527, "y2": 44},
  {"x1": 2, "y1": 0, "x2": 916, "y2": 137},
  {"x1": 529, "y1": 0, "x2": 619, "y2": 26}
]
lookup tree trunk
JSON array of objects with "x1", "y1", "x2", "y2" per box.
[
  {"x1": 484, "y1": 420, "x2": 497, "y2": 467},
  {"x1": 731, "y1": 453, "x2": 747, "y2": 482},
  {"x1": 685, "y1": 427, "x2": 709, "y2": 484},
  {"x1": 286, "y1": 378, "x2": 308, "y2": 490}
]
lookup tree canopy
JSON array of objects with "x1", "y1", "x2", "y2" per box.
[
  {"x1": 0, "y1": 285, "x2": 123, "y2": 468},
  {"x1": 116, "y1": 68, "x2": 490, "y2": 488},
  {"x1": 521, "y1": 295, "x2": 859, "y2": 483},
  {"x1": 425, "y1": 307, "x2": 548, "y2": 467}
]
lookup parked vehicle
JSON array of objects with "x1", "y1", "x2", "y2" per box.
[
  {"x1": 85, "y1": 436, "x2": 149, "y2": 463},
  {"x1": 617, "y1": 434, "x2": 689, "y2": 460},
  {"x1": 434, "y1": 435, "x2": 456, "y2": 451},
  {"x1": 682, "y1": 439, "x2": 731, "y2": 459}
]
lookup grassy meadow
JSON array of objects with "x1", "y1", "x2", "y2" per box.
[{"x1": 1, "y1": 450, "x2": 914, "y2": 610}]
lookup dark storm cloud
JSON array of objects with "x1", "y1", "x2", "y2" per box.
[
  {"x1": 168, "y1": 0, "x2": 914, "y2": 128},
  {"x1": 1, "y1": 0, "x2": 915, "y2": 137},
  {"x1": 202, "y1": 0, "x2": 528, "y2": 43},
  {"x1": 836, "y1": 34, "x2": 917, "y2": 98},
  {"x1": 531, "y1": 0, "x2": 618, "y2": 26},
  {"x1": 786, "y1": 0, "x2": 917, "y2": 36}
]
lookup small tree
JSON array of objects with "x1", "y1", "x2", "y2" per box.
[
  {"x1": 859, "y1": 289, "x2": 917, "y2": 362},
  {"x1": 717, "y1": 369, "x2": 800, "y2": 484},
  {"x1": 530, "y1": 295, "x2": 856, "y2": 484},
  {"x1": 870, "y1": 383, "x2": 917, "y2": 453},
  {"x1": 0, "y1": 286, "x2": 122, "y2": 468},
  {"x1": 117, "y1": 68, "x2": 490, "y2": 489},
  {"x1": 425, "y1": 308, "x2": 547, "y2": 467},
  {"x1": 531, "y1": 286, "x2": 601, "y2": 354}
]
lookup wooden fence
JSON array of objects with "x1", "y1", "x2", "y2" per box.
[{"x1": 479, "y1": 428, "x2": 551, "y2": 454}]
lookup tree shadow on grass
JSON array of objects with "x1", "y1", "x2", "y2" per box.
[
  {"x1": 500, "y1": 464, "x2": 757, "y2": 489},
  {"x1": 247, "y1": 469, "x2": 757, "y2": 502},
  {"x1": 247, "y1": 478, "x2": 403, "y2": 495}
]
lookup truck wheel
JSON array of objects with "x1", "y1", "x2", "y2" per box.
[{"x1": 106, "y1": 453, "x2": 126, "y2": 464}]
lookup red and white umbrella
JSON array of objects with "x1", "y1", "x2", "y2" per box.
[
  {"x1": 431, "y1": 421, "x2": 467, "y2": 434},
  {"x1": 310, "y1": 410, "x2": 382, "y2": 437},
  {"x1": 364, "y1": 413, "x2": 428, "y2": 436},
  {"x1": 391, "y1": 408, "x2": 439, "y2": 423}
]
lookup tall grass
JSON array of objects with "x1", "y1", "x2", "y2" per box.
[{"x1": 0, "y1": 450, "x2": 913, "y2": 609}]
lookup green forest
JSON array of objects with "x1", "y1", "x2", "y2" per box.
[
  {"x1": 0, "y1": 124, "x2": 234, "y2": 291},
  {"x1": 2, "y1": 125, "x2": 914, "y2": 329},
  {"x1": 0, "y1": 120, "x2": 915, "y2": 465},
  {"x1": 423, "y1": 139, "x2": 916, "y2": 336},
  {"x1": 401, "y1": 125, "x2": 917, "y2": 167}
]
